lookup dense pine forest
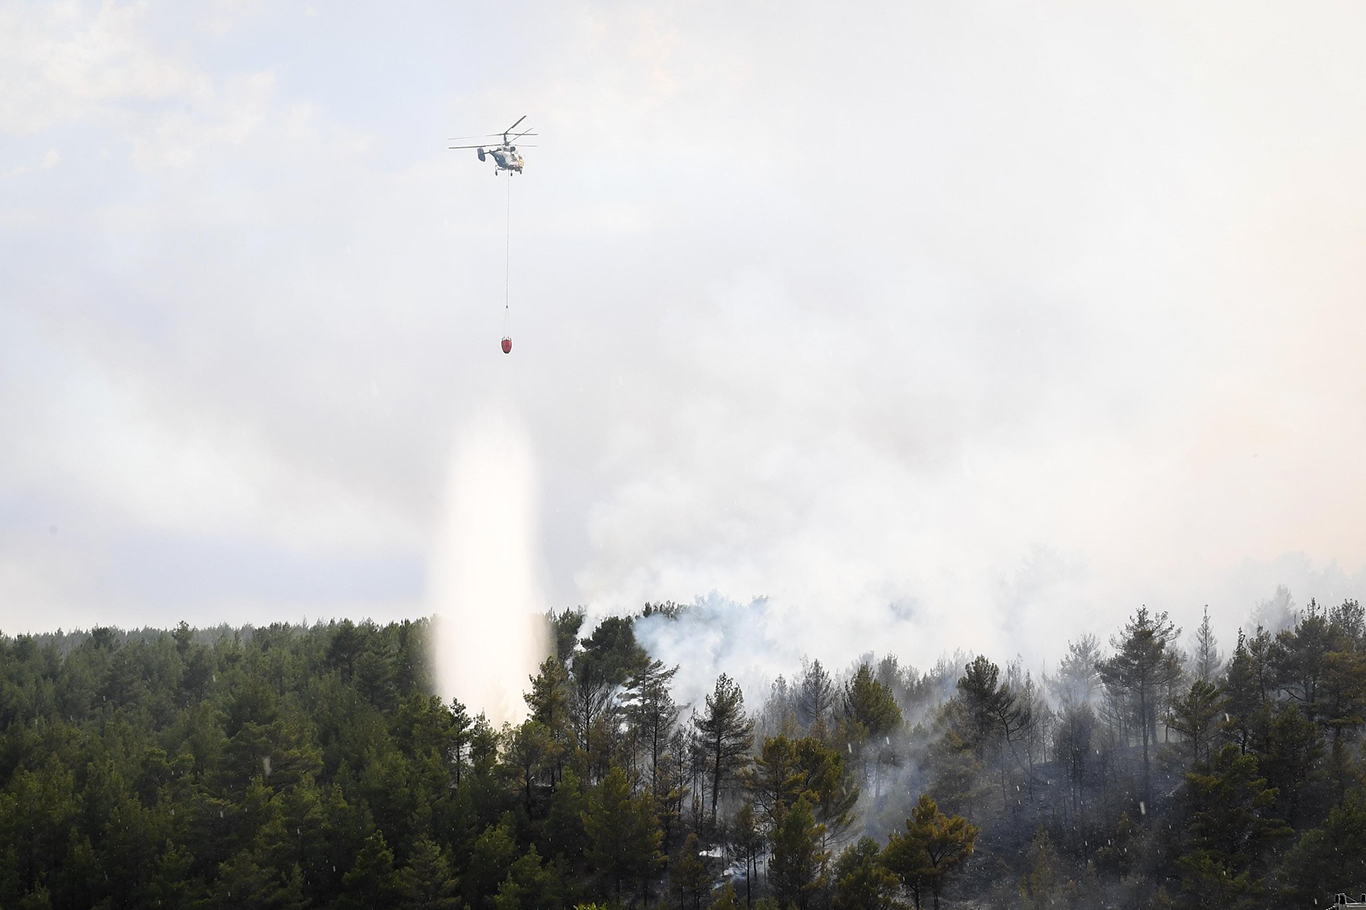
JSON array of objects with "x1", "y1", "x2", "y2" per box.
[{"x1": 1, "y1": 599, "x2": 1364, "y2": 909}]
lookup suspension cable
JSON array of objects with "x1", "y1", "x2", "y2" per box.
[{"x1": 504, "y1": 172, "x2": 512, "y2": 333}]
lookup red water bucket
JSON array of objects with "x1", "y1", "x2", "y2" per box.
[{"x1": 501, "y1": 336, "x2": 512, "y2": 354}]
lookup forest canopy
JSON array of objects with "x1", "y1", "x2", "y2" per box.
[{"x1": 0, "y1": 598, "x2": 1363, "y2": 909}]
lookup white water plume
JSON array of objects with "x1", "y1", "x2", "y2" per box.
[{"x1": 429, "y1": 408, "x2": 549, "y2": 726}]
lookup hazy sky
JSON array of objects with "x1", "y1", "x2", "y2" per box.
[{"x1": 3, "y1": 1, "x2": 1365, "y2": 696}]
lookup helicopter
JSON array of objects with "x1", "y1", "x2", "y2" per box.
[{"x1": 448, "y1": 115, "x2": 537, "y2": 174}]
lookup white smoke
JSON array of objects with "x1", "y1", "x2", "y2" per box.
[
  {"x1": 429, "y1": 407, "x2": 549, "y2": 726},
  {"x1": 632, "y1": 586, "x2": 1039, "y2": 713},
  {"x1": 627, "y1": 553, "x2": 1366, "y2": 716}
]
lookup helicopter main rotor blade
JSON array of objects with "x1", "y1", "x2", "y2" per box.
[
  {"x1": 447, "y1": 144, "x2": 489, "y2": 150},
  {"x1": 505, "y1": 115, "x2": 528, "y2": 134}
]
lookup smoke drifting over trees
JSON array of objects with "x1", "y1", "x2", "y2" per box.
[{"x1": 0, "y1": 592, "x2": 1363, "y2": 909}]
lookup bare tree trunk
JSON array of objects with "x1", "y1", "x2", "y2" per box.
[{"x1": 1139, "y1": 686, "x2": 1150, "y2": 808}]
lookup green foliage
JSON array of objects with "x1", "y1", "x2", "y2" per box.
[
  {"x1": 624, "y1": 658, "x2": 681, "y2": 801},
  {"x1": 731, "y1": 799, "x2": 765, "y2": 906},
  {"x1": 796, "y1": 660, "x2": 835, "y2": 734},
  {"x1": 843, "y1": 664, "x2": 902, "y2": 739},
  {"x1": 749, "y1": 734, "x2": 859, "y2": 849},
  {"x1": 549, "y1": 608, "x2": 587, "y2": 664},
  {"x1": 0, "y1": 610, "x2": 1362, "y2": 910},
  {"x1": 494, "y1": 844, "x2": 559, "y2": 910},
  {"x1": 544, "y1": 767, "x2": 588, "y2": 867},
  {"x1": 582, "y1": 766, "x2": 663, "y2": 904},
  {"x1": 1262, "y1": 703, "x2": 1326, "y2": 824},
  {"x1": 695, "y1": 673, "x2": 755, "y2": 824},
  {"x1": 831, "y1": 836, "x2": 898, "y2": 910},
  {"x1": 337, "y1": 830, "x2": 401, "y2": 910},
  {"x1": 1167, "y1": 679, "x2": 1226, "y2": 768},
  {"x1": 1278, "y1": 787, "x2": 1366, "y2": 904},
  {"x1": 578, "y1": 616, "x2": 650, "y2": 690},
  {"x1": 1097, "y1": 607, "x2": 1184, "y2": 802},
  {"x1": 882, "y1": 794, "x2": 978, "y2": 910},
  {"x1": 570, "y1": 617, "x2": 649, "y2": 775},
  {"x1": 769, "y1": 796, "x2": 827, "y2": 910},
  {"x1": 465, "y1": 817, "x2": 520, "y2": 909},
  {"x1": 527, "y1": 656, "x2": 573, "y2": 734},
  {"x1": 1223, "y1": 627, "x2": 1276, "y2": 754},
  {"x1": 709, "y1": 881, "x2": 742, "y2": 910},
  {"x1": 1018, "y1": 828, "x2": 1075, "y2": 910},
  {"x1": 1176, "y1": 744, "x2": 1292, "y2": 907},
  {"x1": 672, "y1": 832, "x2": 711, "y2": 910},
  {"x1": 397, "y1": 835, "x2": 460, "y2": 910},
  {"x1": 1093, "y1": 810, "x2": 1138, "y2": 880},
  {"x1": 926, "y1": 726, "x2": 987, "y2": 821},
  {"x1": 953, "y1": 656, "x2": 1013, "y2": 759}
]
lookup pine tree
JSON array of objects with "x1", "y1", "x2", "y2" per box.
[
  {"x1": 625, "y1": 658, "x2": 682, "y2": 800},
  {"x1": 548, "y1": 607, "x2": 587, "y2": 664},
  {"x1": 582, "y1": 766, "x2": 663, "y2": 904},
  {"x1": 1053, "y1": 700, "x2": 1095, "y2": 824},
  {"x1": 1052, "y1": 634, "x2": 1102, "y2": 705},
  {"x1": 709, "y1": 882, "x2": 743, "y2": 910},
  {"x1": 1017, "y1": 828, "x2": 1062, "y2": 910},
  {"x1": 1177, "y1": 744, "x2": 1292, "y2": 907},
  {"x1": 1273, "y1": 601, "x2": 1335, "y2": 722},
  {"x1": 543, "y1": 767, "x2": 589, "y2": 868},
  {"x1": 832, "y1": 836, "x2": 899, "y2": 910},
  {"x1": 1261, "y1": 704, "x2": 1324, "y2": 826},
  {"x1": 525, "y1": 656, "x2": 572, "y2": 770},
  {"x1": 492, "y1": 845, "x2": 557, "y2": 910},
  {"x1": 731, "y1": 800, "x2": 765, "y2": 909},
  {"x1": 565, "y1": 617, "x2": 633, "y2": 765},
  {"x1": 769, "y1": 796, "x2": 828, "y2": 910},
  {"x1": 1167, "y1": 678, "x2": 1225, "y2": 768},
  {"x1": 796, "y1": 660, "x2": 836, "y2": 735},
  {"x1": 795, "y1": 736, "x2": 860, "y2": 850},
  {"x1": 842, "y1": 663, "x2": 902, "y2": 740},
  {"x1": 1097, "y1": 607, "x2": 1183, "y2": 805},
  {"x1": 1277, "y1": 787, "x2": 1366, "y2": 903},
  {"x1": 326, "y1": 620, "x2": 366, "y2": 680},
  {"x1": 463, "y1": 819, "x2": 519, "y2": 910},
  {"x1": 1223, "y1": 628, "x2": 1275, "y2": 755},
  {"x1": 927, "y1": 726, "x2": 988, "y2": 822},
  {"x1": 337, "y1": 830, "x2": 401, "y2": 910},
  {"x1": 397, "y1": 836, "x2": 460, "y2": 910},
  {"x1": 673, "y1": 832, "x2": 711, "y2": 910},
  {"x1": 1318, "y1": 646, "x2": 1366, "y2": 799},
  {"x1": 882, "y1": 795, "x2": 979, "y2": 910},
  {"x1": 947, "y1": 655, "x2": 1023, "y2": 813},
  {"x1": 504, "y1": 719, "x2": 554, "y2": 816},
  {"x1": 1191, "y1": 606, "x2": 1224, "y2": 684},
  {"x1": 695, "y1": 674, "x2": 755, "y2": 826},
  {"x1": 748, "y1": 734, "x2": 858, "y2": 847},
  {"x1": 447, "y1": 698, "x2": 472, "y2": 785},
  {"x1": 952, "y1": 656, "x2": 1014, "y2": 762},
  {"x1": 1011, "y1": 666, "x2": 1049, "y2": 784}
]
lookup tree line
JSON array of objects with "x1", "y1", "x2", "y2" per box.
[{"x1": 0, "y1": 594, "x2": 1362, "y2": 909}]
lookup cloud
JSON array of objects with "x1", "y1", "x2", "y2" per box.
[
  {"x1": 0, "y1": 149, "x2": 61, "y2": 181},
  {"x1": 0, "y1": 1, "x2": 211, "y2": 136}
]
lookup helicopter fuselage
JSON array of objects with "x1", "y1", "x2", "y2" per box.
[{"x1": 480, "y1": 144, "x2": 524, "y2": 173}]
